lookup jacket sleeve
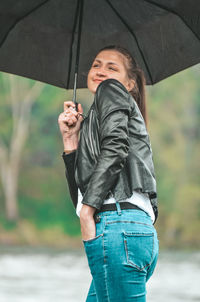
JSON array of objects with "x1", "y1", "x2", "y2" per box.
[
  {"x1": 81, "y1": 79, "x2": 133, "y2": 209},
  {"x1": 62, "y1": 151, "x2": 78, "y2": 208}
]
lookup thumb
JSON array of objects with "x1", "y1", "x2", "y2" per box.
[{"x1": 77, "y1": 103, "x2": 83, "y2": 114}]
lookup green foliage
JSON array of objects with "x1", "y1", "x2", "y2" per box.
[
  {"x1": 0, "y1": 65, "x2": 200, "y2": 248},
  {"x1": 147, "y1": 64, "x2": 200, "y2": 248}
]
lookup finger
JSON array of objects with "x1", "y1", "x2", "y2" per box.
[
  {"x1": 58, "y1": 112, "x2": 67, "y2": 123},
  {"x1": 77, "y1": 114, "x2": 83, "y2": 123},
  {"x1": 64, "y1": 113, "x2": 78, "y2": 124},
  {"x1": 68, "y1": 115, "x2": 78, "y2": 124},
  {"x1": 64, "y1": 101, "x2": 75, "y2": 111},
  {"x1": 66, "y1": 119, "x2": 74, "y2": 126},
  {"x1": 64, "y1": 111, "x2": 78, "y2": 122},
  {"x1": 59, "y1": 113, "x2": 76, "y2": 125},
  {"x1": 69, "y1": 107, "x2": 78, "y2": 116},
  {"x1": 64, "y1": 107, "x2": 79, "y2": 117},
  {"x1": 67, "y1": 117, "x2": 78, "y2": 126},
  {"x1": 76, "y1": 104, "x2": 84, "y2": 121}
]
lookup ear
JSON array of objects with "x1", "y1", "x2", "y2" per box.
[{"x1": 127, "y1": 79, "x2": 135, "y2": 92}]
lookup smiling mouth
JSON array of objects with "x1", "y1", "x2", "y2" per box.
[{"x1": 93, "y1": 79, "x2": 103, "y2": 83}]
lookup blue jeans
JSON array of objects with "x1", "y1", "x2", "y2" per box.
[{"x1": 83, "y1": 203, "x2": 159, "y2": 302}]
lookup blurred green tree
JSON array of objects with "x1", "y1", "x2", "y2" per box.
[{"x1": 0, "y1": 73, "x2": 45, "y2": 221}]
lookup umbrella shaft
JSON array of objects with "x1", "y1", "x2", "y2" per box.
[
  {"x1": 75, "y1": 0, "x2": 84, "y2": 74},
  {"x1": 73, "y1": 0, "x2": 84, "y2": 106}
]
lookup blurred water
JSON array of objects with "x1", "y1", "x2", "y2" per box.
[{"x1": 0, "y1": 246, "x2": 199, "y2": 302}]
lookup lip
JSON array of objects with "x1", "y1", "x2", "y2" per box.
[{"x1": 93, "y1": 79, "x2": 103, "y2": 83}]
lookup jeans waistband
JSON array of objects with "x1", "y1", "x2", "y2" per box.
[
  {"x1": 94, "y1": 201, "x2": 151, "y2": 224},
  {"x1": 96, "y1": 202, "x2": 142, "y2": 214}
]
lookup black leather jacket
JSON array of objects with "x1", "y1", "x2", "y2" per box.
[{"x1": 63, "y1": 79, "x2": 158, "y2": 222}]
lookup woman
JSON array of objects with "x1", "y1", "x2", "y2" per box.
[{"x1": 58, "y1": 45, "x2": 159, "y2": 301}]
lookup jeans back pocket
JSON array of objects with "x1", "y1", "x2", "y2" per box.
[{"x1": 123, "y1": 231, "x2": 154, "y2": 271}]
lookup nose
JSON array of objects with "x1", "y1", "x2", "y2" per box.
[{"x1": 96, "y1": 67, "x2": 107, "y2": 78}]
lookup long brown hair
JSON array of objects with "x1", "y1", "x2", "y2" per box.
[{"x1": 99, "y1": 45, "x2": 148, "y2": 125}]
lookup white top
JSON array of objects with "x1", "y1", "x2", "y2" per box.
[{"x1": 76, "y1": 189, "x2": 155, "y2": 223}]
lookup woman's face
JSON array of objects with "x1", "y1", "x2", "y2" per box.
[{"x1": 87, "y1": 50, "x2": 135, "y2": 94}]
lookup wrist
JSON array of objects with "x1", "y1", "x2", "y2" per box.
[
  {"x1": 63, "y1": 136, "x2": 78, "y2": 150},
  {"x1": 64, "y1": 149, "x2": 76, "y2": 154},
  {"x1": 80, "y1": 204, "x2": 96, "y2": 220}
]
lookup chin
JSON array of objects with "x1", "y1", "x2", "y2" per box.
[{"x1": 88, "y1": 84, "x2": 98, "y2": 94}]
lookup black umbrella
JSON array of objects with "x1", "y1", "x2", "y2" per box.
[{"x1": 0, "y1": 0, "x2": 200, "y2": 104}]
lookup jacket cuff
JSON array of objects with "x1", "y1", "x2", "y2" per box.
[
  {"x1": 81, "y1": 199, "x2": 102, "y2": 210},
  {"x1": 62, "y1": 151, "x2": 76, "y2": 168},
  {"x1": 62, "y1": 151, "x2": 78, "y2": 208}
]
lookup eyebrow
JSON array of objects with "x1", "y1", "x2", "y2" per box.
[{"x1": 94, "y1": 59, "x2": 119, "y2": 66}]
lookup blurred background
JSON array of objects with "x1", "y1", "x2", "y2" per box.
[{"x1": 0, "y1": 64, "x2": 200, "y2": 301}]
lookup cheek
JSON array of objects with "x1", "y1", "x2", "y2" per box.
[
  {"x1": 115, "y1": 75, "x2": 130, "y2": 90},
  {"x1": 87, "y1": 70, "x2": 92, "y2": 85},
  {"x1": 110, "y1": 73, "x2": 127, "y2": 85},
  {"x1": 118, "y1": 71, "x2": 129, "y2": 86},
  {"x1": 87, "y1": 70, "x2": 97, "y2": 93}
]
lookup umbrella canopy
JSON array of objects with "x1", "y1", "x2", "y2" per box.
[{"x1": 0, "y1": 0, "x2": 200, "y2": 91}]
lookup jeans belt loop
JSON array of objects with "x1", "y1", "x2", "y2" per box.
[{"x1": 116, "y1": 201, "x2": 122, "y2": 216}]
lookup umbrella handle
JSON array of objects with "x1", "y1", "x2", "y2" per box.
[
  {"x1": 72, "y1": 72, "x2": 86, "y2": 118},
  {"x1": 72, "y1": 72, "x2": 78, "y2": 109}
]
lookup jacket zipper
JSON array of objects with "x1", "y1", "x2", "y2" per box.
[{"x1": 88, "y1": 109, "x2": 97, "y2": 162}]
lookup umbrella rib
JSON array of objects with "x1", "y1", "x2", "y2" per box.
[
  {"x1": 66, "y1": 0, "x2": 81, "y2": 89},
  {"x1": 105, "y1": 0, "x2": 154, "y2": 84},
  {"x1": 0, "y1": 0, "x2": 50, "y2": 49},
  {"x1": 143, "y1": 0, "x2": 200, "y2": 42}
]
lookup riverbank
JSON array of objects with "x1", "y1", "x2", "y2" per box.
[
  {"x1": 0, "y1": 220, "x2": 82, "y2": 248},
  {"x1": 0, "y1": 219, "x2": 199, "y2": 250}
]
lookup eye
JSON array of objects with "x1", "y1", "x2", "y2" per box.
[
  {"x1": 92, "y1": 63, "x2": 99, "y2": 68},
  {"x1": 108, "y1": 66, "x2": 117, "y2": 71}
]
